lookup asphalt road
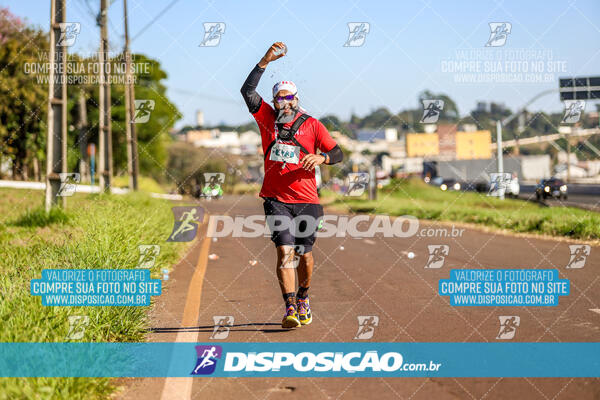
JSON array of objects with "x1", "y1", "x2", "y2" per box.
[
  {"x1": 519, "y1": 185, "x2": 600, "y2": 211},
  {"x1": 117, "y1": 194, "x2": 600, "y2": 400}
]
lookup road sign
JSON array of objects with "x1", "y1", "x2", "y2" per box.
[{"x1": 559, "y1": 76, "x2": 600, "y2": 101}]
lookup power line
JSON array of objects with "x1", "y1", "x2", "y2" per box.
[
  {"x1": 131, "y1": 0, "x2": 180, "y2": 42},
  {"x1": 77, "y1": 0, "x2": 123, "y2": 48}
]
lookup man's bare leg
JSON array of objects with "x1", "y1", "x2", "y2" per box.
[
  {"x1": 277, "y1": 245, "x2": 302, "y2": 328},
  {"x1": 276, "y1": 245, "x2": 296, "y2": 294},
  {"x1": 295, "y1": 251, "x2": 314, "y2": 325},
  {"x1": 297, "y1": 251, "x2": 313, "y2": 290}
]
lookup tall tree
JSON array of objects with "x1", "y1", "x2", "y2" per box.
[
  {"x1": 0, "y1": 8, "x2": 48, "y2": 179},
  {"x1": 76, "y1": 53, "x2": 182, "y2": 180}
]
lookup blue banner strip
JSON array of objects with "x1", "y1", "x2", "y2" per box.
[{"x1": 0, "y1": 343, "x2": 598, "y2": 377}]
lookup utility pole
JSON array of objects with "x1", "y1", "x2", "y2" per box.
[
  {"x1": 123, "y1": 0, "x2": 139, "y2": 190},
  {"x1": 368, "y1": 164, "x2": 377, "y2": 200},
  {"x1": 514, "y1": 112, "x2": 525, "y2": 156},
  {"x1": 98, "y1": 0, "x2": 112, "y2": 191},
  {"x1": 566, "y1": 135, "x2": 571, "y2": 183},
  {"x1": 77, "y1": 90, "x2": 89, "y2": 182},
  {"x1": 496, "y1": 120, "x2": 504, "y2": 200},
  {"x1": 45, "y1": 0, "x2": 68, "y2": 211}
]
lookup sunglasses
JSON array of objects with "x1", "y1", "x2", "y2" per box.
[{"x1": 274, "y1": 94, "x2": 296, "y2": 103}]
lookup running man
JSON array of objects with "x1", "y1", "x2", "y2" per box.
[{"x1": 241, "y1": 42, "x2": 344, "y2": 328}]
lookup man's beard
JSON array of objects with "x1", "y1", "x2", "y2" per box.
[{"x1": 275, "y1": 104, "x2": 299, "y2": 124}]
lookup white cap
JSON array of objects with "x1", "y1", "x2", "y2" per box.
[{"x1": 272, "y1": 80, "x2": 298, "y2": 98}]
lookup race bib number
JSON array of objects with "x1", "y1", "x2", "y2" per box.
[{"x1": 269, "y1": 142, "x2": 300, "y2": 164}]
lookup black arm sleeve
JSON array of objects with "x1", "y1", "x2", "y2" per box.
[
  {"x1": 324, "y1": 145, "x2": 343, "y2": 165},
  {"x1": 240, "y1": 64, "x2": 265, "y2": 114}
]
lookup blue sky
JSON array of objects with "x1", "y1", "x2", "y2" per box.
[{"x1": 5, "y1": 0, "x2": 600, "y2": 128}]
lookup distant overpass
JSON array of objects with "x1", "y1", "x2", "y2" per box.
[{"x1": 491, "y1": 128, "x2": 600, "y2": 150}]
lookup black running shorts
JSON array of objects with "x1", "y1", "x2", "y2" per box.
[{"x1": 262, "y1": 197, "x2": 324, "y2": 254}]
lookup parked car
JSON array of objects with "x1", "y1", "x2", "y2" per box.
[
  {"x1": 467, "y1": 181, "x2": 490, "y2": 193},
  {"x1": 535, "y1": 178, "x2": 568, "y2": 200}
]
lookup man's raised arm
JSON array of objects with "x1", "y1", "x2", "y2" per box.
[
  {"x1": 240, "y1": 42, "x2": 286, "y2": 114},
  {"x1": 240, "y1": 64, "x2": 265, "y2": 114}
]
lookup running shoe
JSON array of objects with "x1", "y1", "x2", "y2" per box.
[
  {"x1": 296, "y1": 296, "x2": 312, "y2": 325},
  {"x1": 281, "y1": 305, "x2": 301, "y2": 328}
]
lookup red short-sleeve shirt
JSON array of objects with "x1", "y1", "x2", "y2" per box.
[{"x1": 252, "y1": 99, "x2": 337, "y2": 204}]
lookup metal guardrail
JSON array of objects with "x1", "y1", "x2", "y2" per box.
[{"x1": 0, "y1": 180, "x2": 183, "y2": 200}]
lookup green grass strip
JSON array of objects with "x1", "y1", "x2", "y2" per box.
[
  {"x1": 0, "y1": 189, "x2": 188, "y2": 399},
  {"x1": 328, "y1": 179, "x2": 599, "y2": 240}
]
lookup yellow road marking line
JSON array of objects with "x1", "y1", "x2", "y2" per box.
[{"x1": 160, "y1": 225, "x2": 212, "y2": 400}]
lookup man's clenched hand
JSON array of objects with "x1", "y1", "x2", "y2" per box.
[{"x1": 258, "y1": 42, "x2": 286, "y2": 68}]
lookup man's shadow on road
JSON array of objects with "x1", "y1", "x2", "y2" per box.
[{"x1": 149, "y1": 323, "x2": 290, "y2": 334}]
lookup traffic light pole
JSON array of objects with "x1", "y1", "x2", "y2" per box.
[
  {"x1": 45, "y1": 0, "x2": 67, "y2": 211},
  {"x1": 558, "y1": 76, "x2": 600, "y2": 183},
  {"x1": 495, "y1": 88, "x2": 559, "y2": 199}
]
